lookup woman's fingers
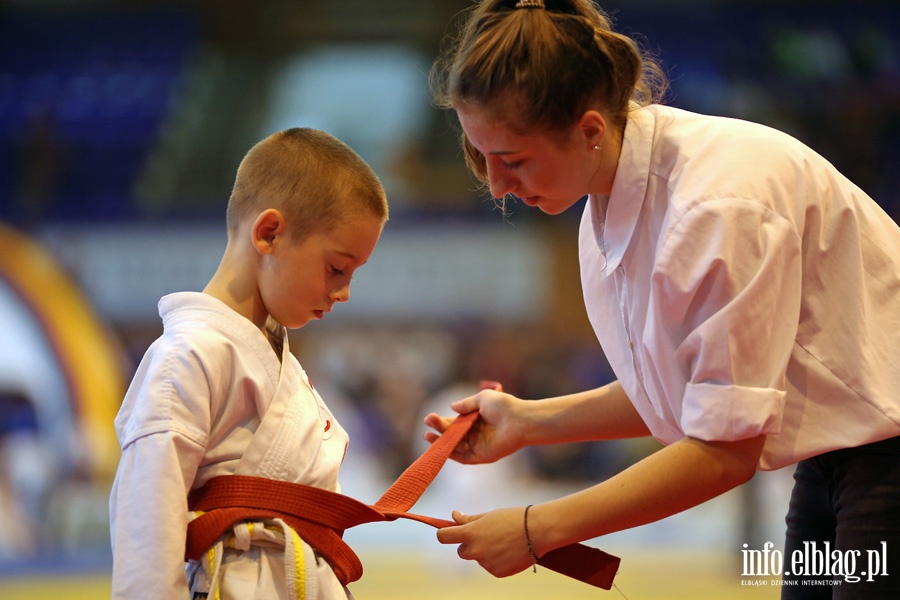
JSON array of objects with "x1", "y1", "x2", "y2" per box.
[
  {"x1": 436, "y1": 510, "x2": 479, "y2": 545},
  {"x1": 422, "y1": 412, "x2": 452, "y2": 434}
]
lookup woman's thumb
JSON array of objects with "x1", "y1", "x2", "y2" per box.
[{"x1": 451, "y1": 510, "x2": 476, "y2": 524}]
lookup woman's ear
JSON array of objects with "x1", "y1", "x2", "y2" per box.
[
  {"x1": 251, "y1": 208, "x2": 286, "y2": 255},
  {"x1": 578, "y1": 109, "x2": 607, "y2": 150}
]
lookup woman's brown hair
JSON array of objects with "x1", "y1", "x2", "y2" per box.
[{"x1": 430, "y1": 0, "x2": 668, "y2": 183}]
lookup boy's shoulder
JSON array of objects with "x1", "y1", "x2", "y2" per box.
[
  {"x1": 116, "y1": 293, "x2": 273, "y2": 445},
  {"x1": 150, "y1": 291, "x2": 277, "y2": 374},
  {"x1": 151, "y1": 292, "x2": 235, "y2": 354}
]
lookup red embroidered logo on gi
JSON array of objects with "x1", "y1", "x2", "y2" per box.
[{"x1": 324, "y1": 420, "x2": 331, "y2": 432}]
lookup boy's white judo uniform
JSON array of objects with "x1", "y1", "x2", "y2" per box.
[{"x1": 110, "y1": 292, "x2": 351, "y2": 599}]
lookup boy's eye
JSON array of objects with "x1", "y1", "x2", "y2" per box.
[{"x1": 330, "y1": 265, "x2": 344, "y2": 276}]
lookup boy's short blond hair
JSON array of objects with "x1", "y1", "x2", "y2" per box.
[{"x1": 226, "y1": 128, "x2": 388, "y2": 239}]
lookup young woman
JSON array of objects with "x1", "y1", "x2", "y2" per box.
[{"x1": 424, "y1": 1, "x2": 900, "y2": 597}]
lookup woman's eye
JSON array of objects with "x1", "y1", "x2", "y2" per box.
[{"x1": 504, "y1": 160, "x2": 522, "y2": 170}]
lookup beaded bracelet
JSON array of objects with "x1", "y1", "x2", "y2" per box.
[{"x1": 523, "y1": 504, "x2": 538, "y2": 572}]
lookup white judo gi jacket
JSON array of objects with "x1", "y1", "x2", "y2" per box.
[
  {"x1": 110, "y1": 292, "x2": 351, "y2": 599},
  {"x1": 580, "y1": 104, "x2": 900, "y2": 470}
]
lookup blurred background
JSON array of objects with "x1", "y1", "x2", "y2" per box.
[{"x1": 0, "y1": 0, "x2": 897, "y2": 598}]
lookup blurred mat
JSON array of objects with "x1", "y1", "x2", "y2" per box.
[{"x1": 0, "y1": 550, "x2": 780, "y2": 599}]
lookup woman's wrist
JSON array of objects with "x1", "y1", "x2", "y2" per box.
[
  {"x1": 523, "y1": 504, "x2": 538, "y2": 571},
  {"x1": 523, "y1": 502, "x2": 559, "y2": 559}
]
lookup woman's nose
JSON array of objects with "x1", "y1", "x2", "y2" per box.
[{"x1": 486, "y1": 162, "x2": 517, "y2": 199}]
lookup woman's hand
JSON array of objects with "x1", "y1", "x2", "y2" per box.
[
  {"x1": 423, "y1": 383, "x2": 528, "y2": 465},
  {"x1": 436, "y1": 507, "x2": 534, "y2": 577}
]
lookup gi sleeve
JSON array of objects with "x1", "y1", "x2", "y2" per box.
[
  {"x1": 110, "y1": 431, "x2": 205, "y2": 599},
  {"x1": 652, "y1": 198, "x2": 802, "y2": 441},
  {"x1": 109, "y1": 335, "x2": 212, "y2": 599}
]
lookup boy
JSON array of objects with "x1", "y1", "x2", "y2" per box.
[{"x1": 110, "y1": 128, "x2": 388, "y2": 599}]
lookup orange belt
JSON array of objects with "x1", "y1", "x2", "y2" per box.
[{"x1": 186, "y1": 411, "x2": 620, "y2": 590}]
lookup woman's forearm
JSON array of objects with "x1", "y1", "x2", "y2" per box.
[
  {"x1": 523, "y1": 380, "x2": 652, "y2": 446},
  {"x1": 529, "y1": 434, "x2": 765, "y2": 555}
]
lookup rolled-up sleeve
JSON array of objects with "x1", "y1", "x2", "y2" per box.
[
  {"x1": 682, "y1": 383, "x2": 786, "y2": 441},
  {"x1": 651, "y1": 198, "x2": 802, "y2": 441}
]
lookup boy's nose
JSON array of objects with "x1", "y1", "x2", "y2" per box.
[{"x1": 331, "y1": 284, "x2": 350, "y2": 303}]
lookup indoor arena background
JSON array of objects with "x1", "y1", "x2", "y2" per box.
[{"x1": 1, "y1": 0, "x2": 898, "y2": 598}]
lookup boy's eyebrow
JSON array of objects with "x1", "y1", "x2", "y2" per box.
[{"x1": 333, "y1": 248, "x2": 369, "y2": 266}]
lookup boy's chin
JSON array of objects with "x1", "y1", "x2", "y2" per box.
[{"x1": 277, "y1": 315, "x2": 313, "y2": 330}]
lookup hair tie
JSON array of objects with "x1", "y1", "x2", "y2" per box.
[{"x1": 515, "y1": 0, "x2": 545, "y2": 8}]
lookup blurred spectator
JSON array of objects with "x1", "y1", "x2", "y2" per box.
[{"x1": 0, "y1": 391, "x2": 50, "y2": 558}]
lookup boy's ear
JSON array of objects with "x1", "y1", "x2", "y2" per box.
[{"x1": 251, "y1": 209, "x2": 286, "y2": 255}]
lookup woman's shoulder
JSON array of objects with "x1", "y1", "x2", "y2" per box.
[
  {"x1": 637, "y1": 105, "x2": 824, "y2": 193},
  {"x1": 637, "y1": 104, "x2": 805, "y2": 152}
]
